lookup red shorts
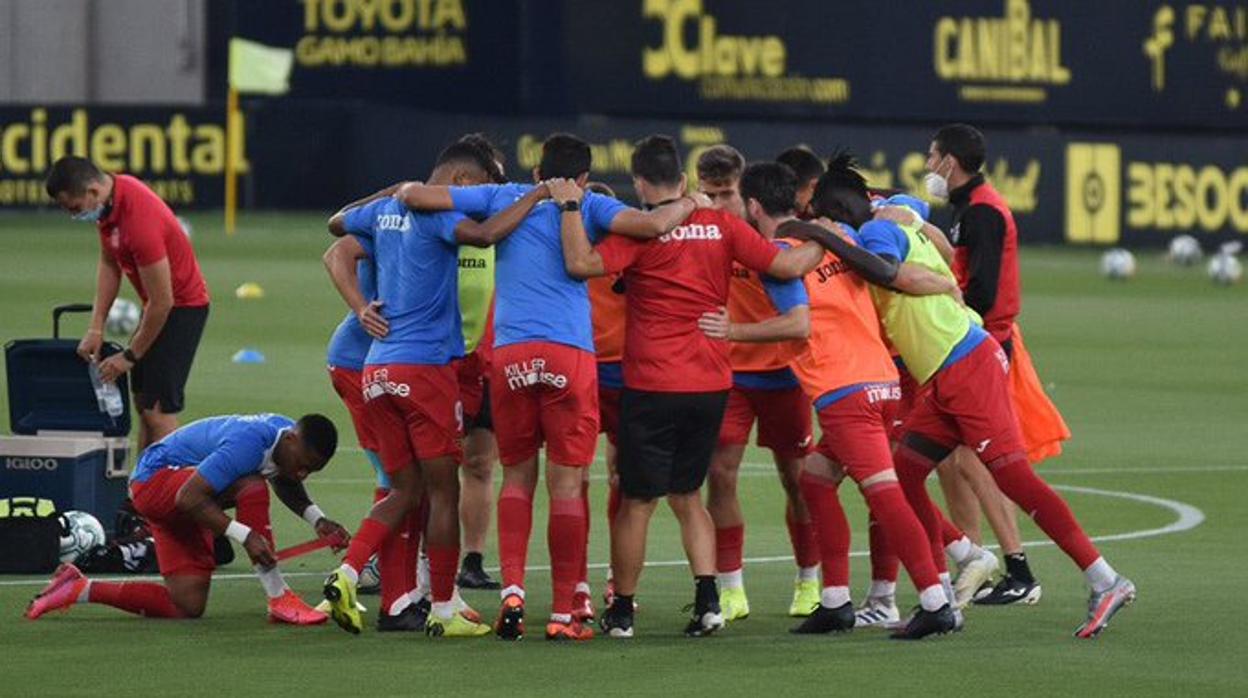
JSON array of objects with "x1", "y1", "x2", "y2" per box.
[
  {"x1": 129, "y1": 468, "x2": 214, "y2": 578},
  {"x1": 599, "y1": 386, "x2": 622, "y2": 445},
  {"x1": 363, "y1": 364, "x2": 463, "y2": 474},
  {"x1": 899, "y1": 338, "x2": 1024, "y2": 464},
  {"x1": 890, "y1": 365, "x2": 920, "y2": 442},
  {"x1": 490, "y1": 341, "x2": 599, "y2": 467},
  {"x1": 328, "y1": 365, "x2": 378, "y2": 453},
  {"x1": 814, "y1": 383, "x2": 900, "y2": 482},
  {"x1": 717, "y1": 385, "x2": 813, "y2": 459},
  {"x1": 456, "y1": 350, "x2": 490, "y2": 424}
]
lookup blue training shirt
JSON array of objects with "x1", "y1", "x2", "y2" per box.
[
  {"x1": 130, "y1": 414, "x2": 294, "y2": 493},
  {"x1": 343, "y1": 198, "x2": 466, "y2": 366},
  {"x1": 326, "y1": 257, "x2": 378, "y2": 371},
  {"x1": 449, "y1": 184, "x2": 627, "y2": 353}
]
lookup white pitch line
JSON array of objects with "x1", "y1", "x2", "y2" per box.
[
  {"x1": 0, "y1": 483, "x2": 1205, "y2": 588},
  {"x1": 311, "y1": 463, "x2": 1248, "y2": 486}
]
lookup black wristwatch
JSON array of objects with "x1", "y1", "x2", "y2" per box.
[
  {"x1": 123, "y1": 348, "x2": 139, "y2": 364},
  {"x1": 559, "y1": 199, "x2": 580, "y2": 213}
]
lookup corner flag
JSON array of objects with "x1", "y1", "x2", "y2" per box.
[{"x1": 228, "y1": 38, "x2": 294, "y2": 95}]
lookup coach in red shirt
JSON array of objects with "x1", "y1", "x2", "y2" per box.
[
  {"x1": 558, "y1": 136, "x2": 823, "y2": 639},
  {"x1": 46, "y1": 156, "x2": 211, "y2": 450}
]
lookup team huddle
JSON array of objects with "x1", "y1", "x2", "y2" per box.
[{"x1": 26, "y1": 126, "x2": 1136, "y2": 643}]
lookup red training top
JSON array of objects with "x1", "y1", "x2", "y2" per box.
[
  {"x1": 595, "y1": 208, "x2": 781, "y2": 393},
  {"x1": 952, "y1": 182, "x2": 1019, "y2": 344},
  {"x1": 96, "y1": 174, "x2": 209, "y2": 307}
]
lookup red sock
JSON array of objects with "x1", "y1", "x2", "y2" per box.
[
  {"x1": 379, "y1": 510, "x2": 413, "y2": 613},
  {"x1": 868, "y1": 513, "x2": 900, "y2": 583},
  {"x1": 578, "y1": 479, "x2": 591, "y2": 586},
  {"x1": 939, "y1": 510, "x2": 965, "y2": 547},
  {"x1": 497, "y1": 485, "x2": 533, "y2": 590},
  {"x1": 88, "y1": 581, "x2": 187, "y2": 618},
  {"x1": 714, "y1": 524, "x2": 745, "y2": 574},
  {"x1": 426, "y1": 544, "x2": 459, "y2": 603},
  {"x1": 894, "y1": 445, "x2": 949, "y2": 575},
  {"x1": 234, "y1": 480, "x2": 273, "y2": 546},
  {"x1": 862, "y1": 480, "x2": 941, "y2": 592},
  {"x1": 344, "y1": 517, "x2": 391, "y2": 573},
  {"x1": 988, "y1": 453, "x2": 1101, "y2": 569},
  {"x1": 548, "y1": 497, "x2": 587, "y2": 616},
  {"x1": 798, "y1": 471, "x2": 850, "y2": 587},
  {"x1": 785, "y1": 507, "x2": 820, "y2": 570}
]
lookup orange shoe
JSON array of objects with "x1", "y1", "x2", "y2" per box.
[
  {"x1": 572, "y1": 591, "x2": 595, "y2": 623},
  {"x1": 494, "y1": 593, "x2": 525, "y2": 641},
  {"x1": 25, "y1": 564, "x2": 88, "y2": 620},
  {"x1": 268, "y1": 590, "x2": 329, "y2": 625},
  {"x1": 546, "y1": 618, "x2": 594, "y2": 641}
]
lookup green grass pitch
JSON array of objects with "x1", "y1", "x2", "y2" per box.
[{"x1": 1, "y1": 212, "x2": 1245, "y2": 696}]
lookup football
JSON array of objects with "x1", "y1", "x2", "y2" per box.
[
  {"x1": 1167, "y1": 235, "x2": 1202, "y2": 266},
  {"x1": 1208, "y1": 252, "x2": 1243, "y2": 286},
  {"x1": 58, "y1": 511, "x2": 107, "y2": 563},
  {"x1": 1100, "y1": 248, "x2": 1136, "y2": 280},
  {"x1": 106, "y1": 298, "x2": 141, "y2": 336}
]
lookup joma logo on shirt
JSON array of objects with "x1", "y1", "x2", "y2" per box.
[
  {"x1": 814, "y1": 259, "x2": 850, "y2": 283},
  {"x1": 377, "y1": 214, "x2": 411, "y2": 232},
  {"x1": 503, "y1": 359, "x2": 568, "y2": 391},
  {"x1": 659, "y1": 223, "x2": 723, "y2": 243}
]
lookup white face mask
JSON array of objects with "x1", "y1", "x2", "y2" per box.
[
  {"x1": 71, "y1": 204, "x2": 106, "y2": 223},
  {"x1": 923, "y1": 156, "x2": 953, "y2": 200}
]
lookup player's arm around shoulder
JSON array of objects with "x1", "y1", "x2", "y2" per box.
[
  {"x1": 455, "y1": 182, "x2": 550, "y2": 248},
  {"x1": 328, "y1": 181, "x2": 408, "y2": 236},
  {"x1": 606, "y1": 192, "x2": 701, "y2": 239},
  {"x1": 553, "y1": 179, "x2": 607, "y2": 279}
]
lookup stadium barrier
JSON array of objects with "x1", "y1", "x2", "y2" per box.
[
  {"x1": 225, "y1": 0, "x2": 1248, "y2": 129},
  {"x1": 4, "y1": 104, "x2": 1248, "y2": 248}
]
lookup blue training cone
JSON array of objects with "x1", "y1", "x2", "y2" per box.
[{"x1": 231, "y1": 348, "x2": 266, "y2": 364}]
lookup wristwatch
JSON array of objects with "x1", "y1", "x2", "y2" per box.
[
  {"x1": 559, "y1": 199, "x2": 580, "y2": 213},
  {"x1": 123, "y1": 348, "x2": 139, "y2": 364}
]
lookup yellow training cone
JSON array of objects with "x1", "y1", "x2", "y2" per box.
[{"x1": 235, "y1": 282, "x2": 265, "y2": 299}]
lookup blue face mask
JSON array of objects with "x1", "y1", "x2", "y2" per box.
[{"x1": 71, "y1": 205, "x2": 106, "y2": 223}]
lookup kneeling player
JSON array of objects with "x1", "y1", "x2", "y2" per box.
[{"x1": 26, "y1": 413, "x2": 345, "y2": 624}]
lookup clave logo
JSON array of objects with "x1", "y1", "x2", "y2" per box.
[{"x1": 5, "y1": 457, "x2": 59, "y2": 471}]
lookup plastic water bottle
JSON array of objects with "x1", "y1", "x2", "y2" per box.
[{"x1": 87, "y1": 361, "x2": 125, "y2": 418}]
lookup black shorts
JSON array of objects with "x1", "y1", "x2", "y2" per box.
[
  {"x1": 464, "y1": 379, "x2": 493, "y2": 432},
  {"x1": 616, "y1": 388, "x2": 729, "y2": 500},
  {"x1": 131, "y1": 305, "x2": 208, "y2": 414}
]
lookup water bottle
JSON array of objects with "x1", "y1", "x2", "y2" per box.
[{"x1": 87, "y1": 360, "x2": 125, "y2": 418}]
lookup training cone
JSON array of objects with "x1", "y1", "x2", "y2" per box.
[
  {"x1": 235, "y1": 282, "x2": 265, "y2": 299},
  {"x1": 231, "y1": 348, "x2": 266, "y2": 364}
]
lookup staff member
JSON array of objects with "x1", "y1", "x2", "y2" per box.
[{"x1": 46, "y1": 156, "x2": 211, "y2": 451}]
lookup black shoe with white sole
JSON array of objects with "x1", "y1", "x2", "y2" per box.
[{"x1": 972, "y1": 575, "x2": 1042, "y2": 606}]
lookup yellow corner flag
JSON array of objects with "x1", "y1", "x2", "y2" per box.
[{"x1": 228, "y1": 38, "x2": 293, "y2": 95}]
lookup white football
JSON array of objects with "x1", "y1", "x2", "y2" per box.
[
  {"x1": 58, "y1": 511, "x2": 106, "y2": 563},
  {"x1": 1100, "y1": 248, "x2": 1136, "y2": 280},
  {"x1": 1167, "y1": 235, "x2": 1202, "y2": 266},
  {"x1": 1207, "y1": 252, "x2": 1243, "y2": 286},
  {"x1": 106, "y1": 298, "x2": 141, "y2": 336}
]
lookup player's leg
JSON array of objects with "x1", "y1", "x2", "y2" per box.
[
  {"x1": 754, "y1": 386, "x2": 818, "y2": 617},
  {"x1": 458, "y1": 424, "x2": 499, "y2": 589},
  {"x1": 669, "y1": 390, "x2": 730, "y2": 637},
  {"x1": 952, "y1": 448, "x2": 1037, "y2": 605},
  {"x1": 603, "y1": 388, "x2": 675, "y2": 639},
  {"x1": 708, "y1": 388, "x2": 751, "y2": 619},
  {"x1": 129, "y1": 307, "x2": 205, "y2": 450},
  {"x1": 537, "y1": 343, "x2": 598, "y2": 641},
  {"x1": 457, "y1": 358, "x2": 499, "y2": 590},
  {"x1": 598, "y1": 383, "x2": 623, "y2": 605},
  {"x1": 793, "y1": 449, "x2": 856, "y2": 634},
  {"x1": 942, "y1": 340, "x2": 1134, "y2": 636},
  {"x1": 937, "y1": 453, "x2": 982, "y2": 541}
]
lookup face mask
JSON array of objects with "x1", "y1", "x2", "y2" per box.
[
  {"x1": 71, "y1": 205, "x2": 106, "y2": 223},
  {"x1": 923, "y1": 156, "x2": 952, "y2": 200}
]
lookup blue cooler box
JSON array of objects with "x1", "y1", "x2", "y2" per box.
[
  {"x1": 0, "y1": 434, "x2": 130, "y2": 533},
  {"x1": 4, "y1": 305, "x2": 133, "y2": 533}
]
